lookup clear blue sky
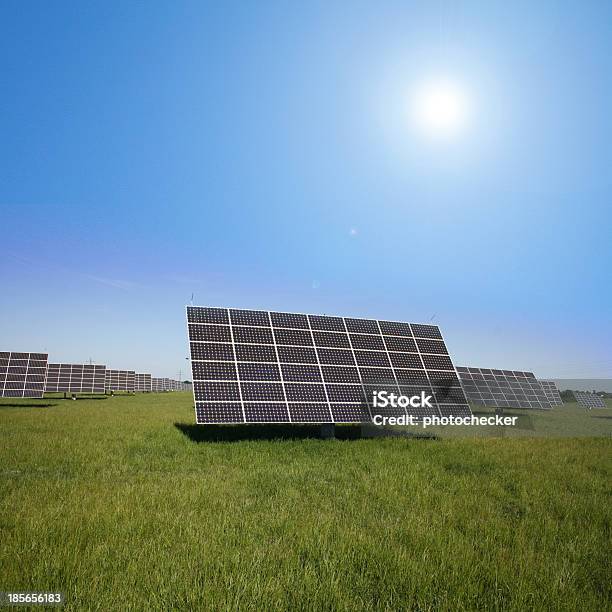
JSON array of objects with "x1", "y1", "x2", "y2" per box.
[{"x1": 1, "y1": 1, "x2": 610, "y2": 379}]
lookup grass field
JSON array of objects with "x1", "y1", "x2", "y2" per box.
[{"x1": 1, "y1": 393, "x2": 610, "y2": 611}]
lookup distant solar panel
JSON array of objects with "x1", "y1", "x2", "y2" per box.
[
  {"x1": 45, "y1": 364, "x2": 106, "y2": 394},
  {"x1": 135, "y1": 373, "x2": 152, "y2": 392},
  {"x1": 539, "y1": 380, "x2": 563, "y2": 406},
  {"x1": 186, "y1": 307, "x2": 471, "y2": 424},
  {"x1": 457, "y1": 367, "x2": 552, "y2": 410},
  {"x1": 0, "y1": 352, "x2": 48, "y2": 398},
  {"x1": 573, "y1": 390, "x2": 606, "y2": 409},
  {"x1": 151, "y1": 377, "x2": 168, "y2": 392},
  {"x1": 105, "y1": 369, "x2": 135, "y2": 392},
  {"x1": 167, "y1": 379, "x2": 186, "y2": 391}
]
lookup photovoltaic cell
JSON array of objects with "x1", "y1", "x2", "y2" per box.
[
  {"x1": 281, "y1": 364, "x2": 321, "y2": 382},
  {"x1": 270, "y1": 312, "x2": 309, "y2": 329},
  {"x1": 187, "y1": 307, "x2": 471, "y2": 424},
  {"x1": 229, "y1": 309, "x2": 269, "y2": 326},
  {"x1": 191, "y1": 342, "x2": 235, "y2": 361},
  {"x1": 309, "y1": 315, "x2": 345, "y2": 332},
  {"x1": 233, "y1": 326, "x2": 274, "y2": 344},
  {"x1": 238, "y1": 363, "x2": 281, "y2": 381},
  {"x1": 0, "y1": 352, "x2": 48, "y2": 398},
  {"x1": 312, "y1": 331, "x2": 351, "y2": 348}
]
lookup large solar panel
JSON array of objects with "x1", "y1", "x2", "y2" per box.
[
  {"x1": 573, "y1": 390, "x2": 606, "y2": 409},
  {"x1": 539, "y1": 380, "x2": 563, "y2": 406},
  {"x1": 105, "y1": 369, "x2": 135, "y2": 392},
  {"x1": 186, "y1": 307, "x2": 471, "y2": 424},
  {"x1": 135, "y1": 373, "x2": 152, "y2": 392},
  {"x1": 457, "y1": 367, "x2": 552, "y2": 409},
  {"x1": 45, "y1": 364, "x2": 106, "y2": 394},
  {"x1": 0, "y1": 352, "x2": 48, "y2": 398}
]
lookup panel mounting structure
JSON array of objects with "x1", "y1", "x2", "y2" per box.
[{"x1": 186, "y1": 306, "x2": 472, "y2": 424}]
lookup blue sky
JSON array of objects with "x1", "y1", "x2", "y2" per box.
[{"x1": 1, "y1": 1, "x2": 610, "y2": 379}]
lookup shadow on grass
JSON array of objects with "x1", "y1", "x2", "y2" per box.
[
  {"x1": 591, "y1": 415, "x2": 612, "y2": 419},
  {"x1": 175, "y1": 422, "x2": 364, "y2": 442},
  {"x1": 0, "y1": 402, "x2": 59, "y2": 408}
]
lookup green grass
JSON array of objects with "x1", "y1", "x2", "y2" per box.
[
  {"x1": 1, "y1": 393, "x2": 610, "y2": 611},
  {"x1": 414, "y1": 400, "x2": 612, "y2": 438}
]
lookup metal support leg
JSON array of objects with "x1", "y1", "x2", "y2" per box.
[{"x1": 320, "y1": 423, "x2": 335, "y2": 439}]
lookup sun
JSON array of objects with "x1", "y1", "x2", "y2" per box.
[{"x1": 411, "y1": 79, "x2": 469, "y2": 138}]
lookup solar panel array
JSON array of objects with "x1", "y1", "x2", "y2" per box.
[
  {"x1": 0, "y1": 352, "x2": 48, "y2": 398},
  {"x1": 105, "y1": 369, "x2": 135, "y2": 392},
  {"x1": 45, "y1": 364, "x2": 106, "y2": 393},
  {"x1": 539, "y1": 380, "x2": 563, "y2": 406},
  {"x1": 573, "y1": 390, "x2": 606, "y2": 409},
  {"x1": 186, "y1": 306, "x2": 471, "y2": 424},
  {"x1": 1, "y1": 351, "x2": 183, "y2": 398},
  {"x1": 135, "y1": 373, "x2": 152, "y2": 392},
  {"x1": 457, "y1": 367, "x2": 552, "y2": 409}
]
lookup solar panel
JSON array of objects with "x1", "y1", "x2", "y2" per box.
[
  {"x1": 0, "y1": 352, "x2": 48, "y2": 398},
  {"x1": 186, "y1": 307, "x2": 472, "y2": 424},
  {"x1": 573, "y1": 390, "x2": 606, "y2": 409},
  {"x1": 166, "y1": 379, "x2": 187, "y2": 391},
  {"x1": 135, "y1": 373, "x2": 152, "y2": 392},
  {"x1": 457, "y1": 366, "x2": 552, "y2": 409},
  {"x1": 104, "y1": 369, "x2": 135, "y2": 392},
  {"x1": 45, "y1": 363, "x2": 106, "y2": 394},
  {"x1": 151, "y1": 377, "x2": 165, "y2": 392},
  {"x1": 539, "y1": 380, "x2": 563, "y2": 406}
]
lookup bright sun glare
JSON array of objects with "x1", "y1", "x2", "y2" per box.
[{"x1": 411, "y1": 80, "x2": 469, "y2": 138}]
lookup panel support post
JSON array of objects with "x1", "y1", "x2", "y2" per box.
[{"x1": 320, "y1": 423, "x2": 335, "y2": 439}]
